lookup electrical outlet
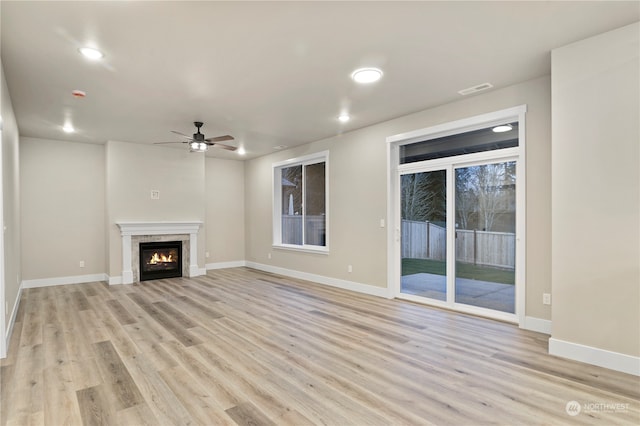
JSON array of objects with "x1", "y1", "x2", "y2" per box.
[
  {"x1": 150, "y1": 189, "x2": 160, "y2": 200},
  {"x1": 543, "y1": 293, "x2": 551, "y2": 305},
  {"x1": 380, "y1": 219, "x2": 385, "y2": 228},
  {"x1": 348, "y1": 265, "x2": 353, "y2": 273},
  {"x1": 268, "y1": 253, "x2": 272, "y2": 259},
  {"x1": 79, "y1": 260, "x2": 85, "y2": 268},
  {"x1": 205, "y1": 251, "x2": 210, "y2": 258}
]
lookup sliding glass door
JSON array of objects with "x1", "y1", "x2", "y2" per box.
[{"x1": 392, "y1": 106, "x2": 526, "y2": 322}]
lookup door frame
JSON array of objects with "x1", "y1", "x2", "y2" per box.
[{"x1": 386, "y1": 105, "x2": 527, "y2": 324}]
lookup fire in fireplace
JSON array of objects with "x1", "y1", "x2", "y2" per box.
[{"x1": 139, "y1": 241, "x2": 182, "y2": 281}]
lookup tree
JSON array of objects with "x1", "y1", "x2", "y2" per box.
[{"x1": 401, "y1": 171, "x2": 446, "y2": 222}]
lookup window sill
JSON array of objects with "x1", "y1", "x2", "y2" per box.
[{"x1": 272, "y1": 244, "x2": 329, "y2": 255}]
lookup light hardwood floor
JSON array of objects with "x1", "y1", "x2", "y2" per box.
[{"x1": 1, "y1": 267, "x2": 638, "y2": 425}]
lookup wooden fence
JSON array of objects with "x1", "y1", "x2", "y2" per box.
[
  {"x1": 402, "y1": 220, "x2": 515, "y2": 269},
  {"x1": 402, "y1": 220, "x2": 447, "y2": 261},
  {"x1": 282, "y1": 215, "x2": 326, "y2": 246}
]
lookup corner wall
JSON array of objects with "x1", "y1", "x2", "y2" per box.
[{"x1": 551, "y1": 22, "x2": 639, "y2": 374}]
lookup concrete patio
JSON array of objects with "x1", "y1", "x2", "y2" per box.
[{"x1": 401, "y1": 273, "x2": 515, "y2": 313}]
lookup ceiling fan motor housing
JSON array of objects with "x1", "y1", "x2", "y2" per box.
[{"x1": 193, "y1": 121, "x2": 205, "y2": 141}]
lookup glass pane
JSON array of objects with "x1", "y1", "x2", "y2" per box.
[
  {"x1": 304, "y1": 162, "x2": 326, "y2": 246},
  {"x1": 454, "y1": 162, "x2": 516, "y2": 313},
  {"x1": 400, "y1": 170, "x2": 447, "y2": 301},
  {"x1": 400, "y1": 122, "x2": 518, "y2": 164},
  {"x1": 281, "y1": 165, "x2": 302, "y2": 245}
]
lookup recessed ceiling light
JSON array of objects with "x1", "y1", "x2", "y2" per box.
[
  {"x1": 78, "y1": 47, "x2": 104, "y2": 60},
  {"x1": 338, "y1": 113, "x2": 350, "y2": 123},
  {"x1": 351, "y1": 68, "x2": 383, "y2": 84},
  {"x1": 237, "y1": 147, "x2": 246, "y2": 155},
  {"x1": 62, "y1": 124, "x2": 75, "y2": 133},
  {"x1": 492, "y1": 124, "x2": 513, "y2": 133}
]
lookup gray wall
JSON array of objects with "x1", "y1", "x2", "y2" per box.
[
  {"x1": 20, "y1": 138, "x2": 105, "y2": 280},
  {"x1": 551, "y1": 23, "x2": 639, "y2": 358},
  {"x1": 205, "y1": 157, "x2": 245, "y2": 264},
  {"x1": 244, "y1": 76, "x2": 552, "y2": 321}
]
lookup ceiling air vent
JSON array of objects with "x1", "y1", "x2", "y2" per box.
[{"x1": 458, "y1": 82, "x2": 493, "y2": 96}]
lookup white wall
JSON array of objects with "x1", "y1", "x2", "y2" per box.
[
  {"x1": 205, "y1": 157, "x2": 245, "y2": 265},
  {"x1": 551, "y1": 22, "x2": 639, "y2": 372},
  {"x1": 20, "y1": 138, "x2": 105, "y2": 280},
  {"x1": 245, "y1": 76, "x2": 552, "y2": 321},
  {"x1": 1, "y1": 59, "x2": 21, "y2": 353}
]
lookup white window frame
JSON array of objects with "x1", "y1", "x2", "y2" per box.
[{"x1": 272, "y1": 150, "x2": 329, "y2": 254}]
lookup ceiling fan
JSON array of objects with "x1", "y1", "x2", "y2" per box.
[{"x1": 155, "y1": 121, "x2": 236, "y2": 152}]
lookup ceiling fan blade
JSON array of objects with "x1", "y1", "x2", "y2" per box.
[
  {"x1": 204, "y1": 135, "x2": 234, "y2": 143},
  {"x1": 153, "y1": 141, "x2": 189, "y2": 145},
  {"x1": 209, "y1": 142, "x2": 237, "y2": 151},
  {"x1": 170, "y1": 130, "x2": 193, "y2": 139}
]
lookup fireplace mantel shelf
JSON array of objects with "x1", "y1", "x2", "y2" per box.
[
  {"x1": 116, "y1": 221, "x2": 203, "y2": 284},
  {"x1": 117, "y1": 221, "x2": 203, "y2": 236}
]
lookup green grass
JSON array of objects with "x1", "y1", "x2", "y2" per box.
[{"x1": 402, "y1": 258, "x2": 515, "y2": 285}]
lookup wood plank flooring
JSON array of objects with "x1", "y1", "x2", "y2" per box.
[{"x1": 1, "y1": 267, "x2": 638, "y2": 425}]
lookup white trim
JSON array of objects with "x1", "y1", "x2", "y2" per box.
[
  {"x1": 549, "y1": 337, "x2": 640, "y2": 376},
  {"x1": 206, "y1": 260, "x2": 247, "y2": 270},
  {"x1": 246, "y1": 261, "x2": 393, "y2": 299},
  {"x1": 521, "y1": 316, "x2": 552, "y2": 334},
  {"x1": 21, "y1": 273, "x2": 108, "y2": 289},
  {"x1": 272, "y1": 244, "x2": 329, "y2": 255},
  {"x1": 116, "y1": 221, "x2": 203, "y2": 235}
]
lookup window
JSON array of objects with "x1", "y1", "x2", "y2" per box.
[{"x1": 273, "y1": 151, "x2": 328, "y2": 251}]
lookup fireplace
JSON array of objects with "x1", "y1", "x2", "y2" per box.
[{"x1": 139, "y1": 241, "x2": 182, "y2": 281}]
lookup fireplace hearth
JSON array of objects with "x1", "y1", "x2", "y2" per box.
[{"x1": 139, "y1": 241, "x2": 182, "y2": 281}]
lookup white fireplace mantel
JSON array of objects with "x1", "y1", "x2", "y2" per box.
[{"x1": 116, "y1": 221, "x2": 202, "y2": 284}]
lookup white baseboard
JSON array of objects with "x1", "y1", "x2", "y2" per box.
[
  {"x1": 2, "y1": 282, "x2": 23, "y2": 359},
  {"x1": 107, "y1": 275, "x2": 123, "y2": 285},
  {"x1": 206, "y1": 260, "x2": 247, "y2": 270},
  {"x1": 521, "y1": 316, "x2": 552, "y2": 334},
  {"x1": 22, "y1": 273, "x2": 108, "y2": 289},
  {"x1": 246, "y1": 261, "x2": 392, "y2": 299},
  {"x1": 549, "y1": 337, "x2": 640, "y2": 376}
]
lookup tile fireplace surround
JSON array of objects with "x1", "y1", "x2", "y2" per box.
[{"x1": 116, "y1": 221, "x2": 202, "y2": 284}]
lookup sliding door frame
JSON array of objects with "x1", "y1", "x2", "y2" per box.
[{"x1": 387, "y1": 105, "x2": 527, "y2": 324}]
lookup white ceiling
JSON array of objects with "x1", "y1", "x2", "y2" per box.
[{"x1": 1, "y1": 1, "x2": 638, "y2": 159}]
